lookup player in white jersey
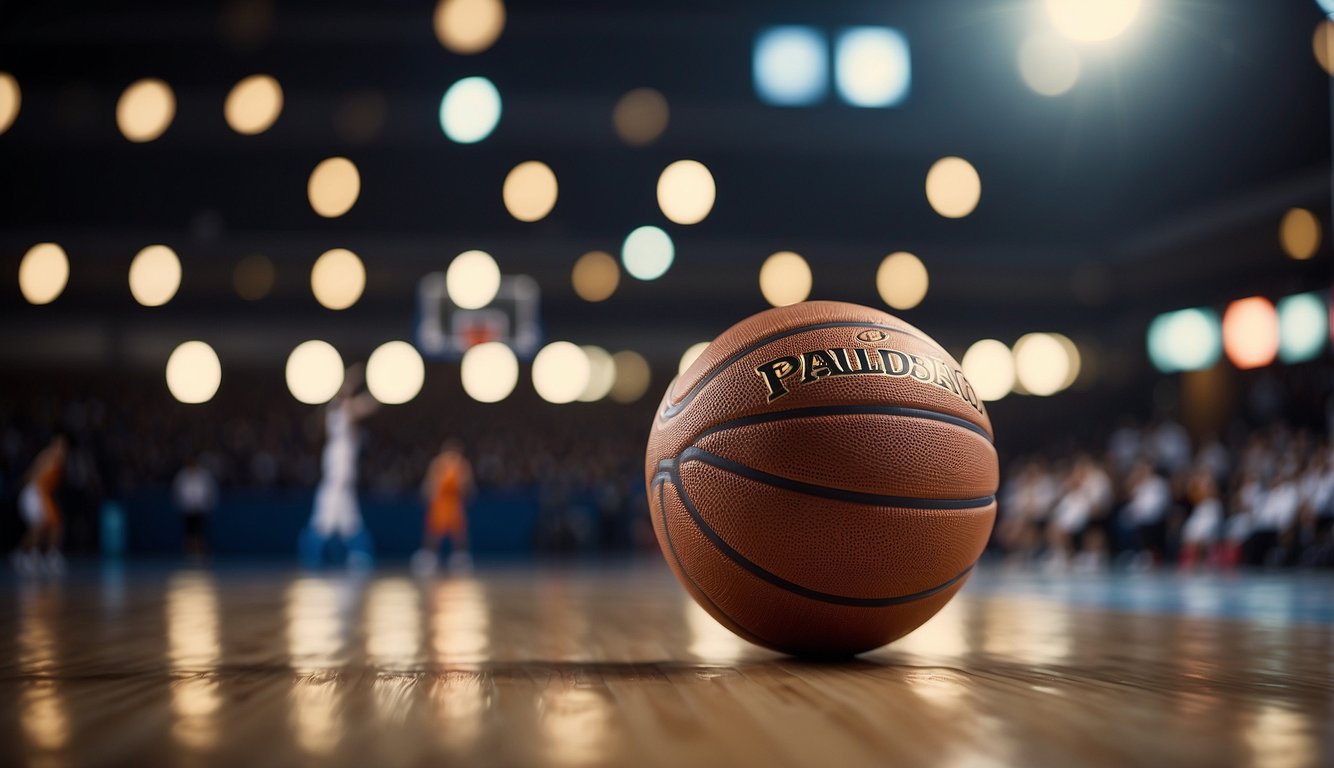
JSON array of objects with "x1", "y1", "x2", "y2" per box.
[{"x1": 300, "y1": 364, "x2": 379, "y2": 568}]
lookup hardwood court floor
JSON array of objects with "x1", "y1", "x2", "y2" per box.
[{"x1": 1, "y1": 562, "x2": 1331, "y2": 767}]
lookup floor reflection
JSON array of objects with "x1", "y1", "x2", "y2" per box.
[
  {"x1": 166, "y1": 572, "x2": 221, "y2": 753},
  {"x1": 431, "y1": 578, "x2": 490, "y2": 664},
  {"x1": 365, "y1": 578, "x2": 424, "y2": 671},
  {"x1": 538, "y1": 686, "x2": 615, "y2": 767},
  {"x1": 18, "y1": 585, "x2": 68, "y2": 768}
]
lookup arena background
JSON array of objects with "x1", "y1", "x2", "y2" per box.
[{"x1": 1, "y1": 0, "x2": 1329, "y2": 562}]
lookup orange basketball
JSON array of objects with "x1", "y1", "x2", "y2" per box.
[{"x1": 646, "y1": 301, "x2": 998, "y2": 656}]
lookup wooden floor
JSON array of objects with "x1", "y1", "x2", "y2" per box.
[{"x1": 1, "y1": 562, "x2": 1331, "y2": 768}]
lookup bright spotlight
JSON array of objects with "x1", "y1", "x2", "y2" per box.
[
  {"x1": 678, "y1": 342, "x2": 710, "y2": 376},
  {"x1": 657, "y1": 160, "x2": 716, "y2": 226},
  {"x1": 286, "y1": 340, "x2": 345, "y2": 405},
  {"x1": 0, "y1": 72, "x2": 19, "y2": 135},
  {"x1": 366, "y1": 341, "x2": 425, "y2": 405},
  {"x1": 18, "y1": 243, "x2": 69, "y2": 305},
  {"x1": 307, "y1": 157, "x2": 360, "y2": 218},
  {"x1": 834, "y1": 27, "x2": 910, "y2": 107},
  {"x1": 502, "y1": 161, "x2": 558, "y2": 222},
  {"x1": 1277, "y1": 292, "x2": 1328, "y2": 364},
  {"x1": 876, "y1": 252, "x2": 928, "y2": 310},
  {"x1": 621, "y1": 226, "x2": 674, "y2": 281},
  {"x1": 759, "y1": 251, "x2": 811, "y2": 307},
  {"x1": 578, "y1": 346, "x2": 616, "y2": 402},
  {"x1": 310, "y1": 248, "x2": 365, "y2": 310},
  {"x1": 1018, "y1": 34, "x2": 1081, "y2": 96},
  {"x1": 961, "y1": 340, "x2": 1015, "y2": 402},
  {"x1": 1013, "y1": 333, "x2": 1070, "y2": 397},
  {"x1": 1146, "y1": 308, "x2": 1221, "y2": 373},
  {"x1": 754, "y1": 26, "x2": 827, "y2": 106},
  {"x1": 166, "y1": 341, "x2": 222, "y2": 404},
  {"x1": 224, "y1": 74, "x2": 283, "y2": 135},
  {"x1": 117, "y1": 78, "x2": 175, "y2": 142},
  {"x1": 532, "y1": 342, "x2": 590, "y2": 404},
  {"x1": 446, "y1": 250, "x2": 501, "y2": 309},
  {"x1": 1222, "y1": 297, "x2": 1278, "y2": 370},
  {"x1": 1045, "y1": 0, "x2": 1143, "y2": 43},
  {"x1": 440, "y1": 76, "x2": 501, "y2": 143},
  {"x1": 460, "y1": 341, "x2": 518, "y2": 403},
  {"x1": 610, "y1": 351, "x2": 651, "y2": 403},
  {"x1": 129, "y1": 244, "x2": 182, "y2": 307},
  {"x1": 925, "y1": 157, "x2": 981, "y2": 219},
  {"x1": 433, "y1": 0, "x2": 505, "y2": 55}
]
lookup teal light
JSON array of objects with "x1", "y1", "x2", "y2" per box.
[
  {"x1": 1147, "y1": 308, "x2": 1222, "y2": 373},
  {"x1": 1277, "y1": 292, "x2": 1328, "y2": 363}
]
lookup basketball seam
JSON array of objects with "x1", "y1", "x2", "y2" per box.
[
  {"x1": 692, "y1": 404, "x2": 994, "y2": 444},
  {"x1": 679, "y1": 447, "x2": 996, "y2": 510},
  {"x1": 652, "y1": 476, "x2": 784, "y2": 650},
  {"x1": 659, "y1": 321, "x2": 950, "y2": 421},
  {"x1": 660, "y1": 462, "x2": 977, "y2": 608}
]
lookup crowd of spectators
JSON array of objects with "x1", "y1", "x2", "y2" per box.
[{"x1": 997, "y1": 418, "x2": 1334, "y2": 570}]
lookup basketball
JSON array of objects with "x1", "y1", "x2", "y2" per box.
[{"x1": 646, "y1": 300, "x2": 999, "y2": 656}]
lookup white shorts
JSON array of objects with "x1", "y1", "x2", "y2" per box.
[
  {"x1": 310, "y1": 483, "x2": 362, "y2": 539},
  {"x1": 19, "y1": 484, "x2": 45, "y2": 528}
]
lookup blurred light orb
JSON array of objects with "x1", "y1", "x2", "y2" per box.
[
  {"x1": 310, "y1": 248, "x2": 365, "y2": 310},
  {"x1": 117, "y1": 78, "x2": 176, "y2": 142},
  {"x1": 433, "y1": 0, "x2": 505, "y2": 55},
  {"x1": 224, "y1": 74, "x2": 283, "y2": 135},
  {"x1": 1051, "y1": 333, "x2": 1082, "y2": 389},
  {"x1": 233, "y1": 253, "x2": 275, "y2": 301},
  {"x1": 1147, "y1": 308, "x2": 1222, "y2": 373},
  {"x1": 307, "y1": 157, "x2": 360, "y2": 218},
  {"x1": 1018, "y1": 34, "x2": 1081, "y2": 96},
  {"x1": 578, "y1": 346, "x2": 616, "y2": 402},
  {"x1": 366, "y1": 341, "x2": 425, "y2": 405},
  {"x1": 1316, "y1": 20, "x2": 1334, "y2": 76},
  {"x1": 834, "y1": 27, "x2": 911, "y2": 107},
  {"x1": 286, "y1": 340, "x2": 345, "y2": 405},
  {"x1": 876, "y1": 252, "x2": 928, "y2": 310},
  {"x1": 572, "y1": 251, "x2": 619, "y2": 302},
  {"x1": 925, "y1": 157, "x2": 981, "y2": 219},
  {"x1": 621, "y1": 226, "x2": 674, "y2": 280},
  {"x1": 610, "y1": 350, "x2": 651, "y2": 403},
  {"x1": 754, "y1": 26, "x2": 827, "y2": 106},
  {"x1": 1277, "y1": 292, "x2": 1328, "y2": 364},
  {"x1": 1279, "y1": 208, "x2": 1320, "y2": 260},
  {"x1": 0, "y1": 72, "x2": 19, "y2": 134},
  {"x1": 613, "y1": 88, "x2": 669, "y2": 147},
  {"x1": 1222, "y1": 297, "x2": 1279, "y2": 370},
  {"x1": 1013, "y1": 333, "x2": 1070, "y2": 396},
  {"x1": 502, "y1": 161, "x2": 558, "y2": 222},
  {"x1": 678, "y1": 342, "x2": 710, "y2": 376},
  {"x1": 532, "y1": 342, "x2": 590, "y2": 404},
  {"x1": 1321, "y1": 0, "x2": 1334, "y2": 19},
  {"x1": 440, "y1": 76, "x2": 501, "y2": 143},
  {"x1": 447, "y1": 250, "x2": 501, "y2": 309},
  {"x1": 460, "y1": 341, "x2": 518, "y2": 403},
  {"x1": 657, "y1": 160, "x2": 716, "y2": 225},
  {"x1": 1045, "y1": 0, "x2": 1142, "y2": 43},
  {"x1": 759, "y1": 251, "x2": 811, "y2": 307},
  {"x1": 18, "y1": 243, "x2": 69, "y2": 305},
  {"x1": 166, "y1": 341, "x2": 222, "y2": 404},
  {"x1": 129, "y1": 244, "x2": 182, "y2": 307},
  {"x1": 961, "y1": 340, "x2": 1015, "y2": 402}
]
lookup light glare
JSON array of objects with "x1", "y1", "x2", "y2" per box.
[
  {"x1": 307, "y1": 157, "x2": 361, "y2": 218},
  {"x1": 129, "y1": 245, "x2": 182, "y2": 307},
  {"x1": 503, "y1": 161, "x2": 558, "y2": 222},
  {"x1": 657, "y1": 160, "x2": 716, "y2": 226},
  {"x1": 621, "y1": 226, "x2": 674, "y2": 281},
  {"x1": 925, "y1": 157, "x2": 981, "y2": 219},
  {"x1": 1277, "y1": 292, "x2": 1328, "y2": 364},
  {"x1": 876, "y1": 252, "x2": 928, "y2": 310},
  {"x1": 366, "y1": 341, "x2": 426, "y2": 405},
  {"x1": 18, "y1": 243, "x2": 69, "y2": 305},
  {"x1": 286, "y1": 341, "x2": 345, "y2": 405},
  {"x1": 532, "y1": 342, "x2": 590, "y2": 404},
  {"x1": 117, "y1": 78, "x2": 176, "y2": 142},
  {"x1": 310, "y1": 249, "x2": 366, "y2": 310},
  {"x1": 224, "y1": 74, "x2": 283, "y2": 135},
  {"x1": 834, "y1": 27, "x2": 911, "y2": 107},
  {"x1": 166, "y1": 341, "x2": 222, "y2": 404},
  {"x1": 1222, "y1": 297, "x2": 1279, "y2": 370},
  {"x1": 461, "y1": 342, "x2": 519, "y2": 403},
  {"x1": 447, "y1": 250, "x2": 501, "y2": 309},
  {"x1": 962, "y1": 340, "x2": 1015, "y2": 402},
  {"x1": 758, "y1": 251, "x2": 811, "y2": 307},
  {"x1": 754, "y1": 26, "x2": 827, "y2": 106},
  {"x1": 440, "y1": 77, "x2": 501, "y2": 144}
]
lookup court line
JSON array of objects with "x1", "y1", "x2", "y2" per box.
[
  {"x1": 691, "y1": 403, "x2": 994, "y2": 444},
  {"x1": 659, "y1": 320, "x2": 946, "y2": 421},
  {"x1": 653, "y1": 463, "x2": 977, "y2": 608},
  {"x1": 679, "y1": 447, "x2": 996, "y2": 510}
]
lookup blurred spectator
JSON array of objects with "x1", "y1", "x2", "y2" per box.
[
  {"x1": 1179, "y1": 469, "x2": 1222, "y2": 569},
  {"x1": 1124, "y1": 459, "x2": 1171, "y2": 567},
  {"x1": 172, "y1": 457, "x2": 217, "y2": 559}
]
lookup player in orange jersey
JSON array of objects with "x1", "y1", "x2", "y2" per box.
[
  {"x1": 13, "y1": 434, "x2": 68, "y2": 576},
  {"x1": 412, "y1": 440, "x2": 474, "y2": 575}
]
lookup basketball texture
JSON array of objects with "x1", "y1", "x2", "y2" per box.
[{"x1": 646, "y1": 301, "x2": 998, "y2": 656}]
